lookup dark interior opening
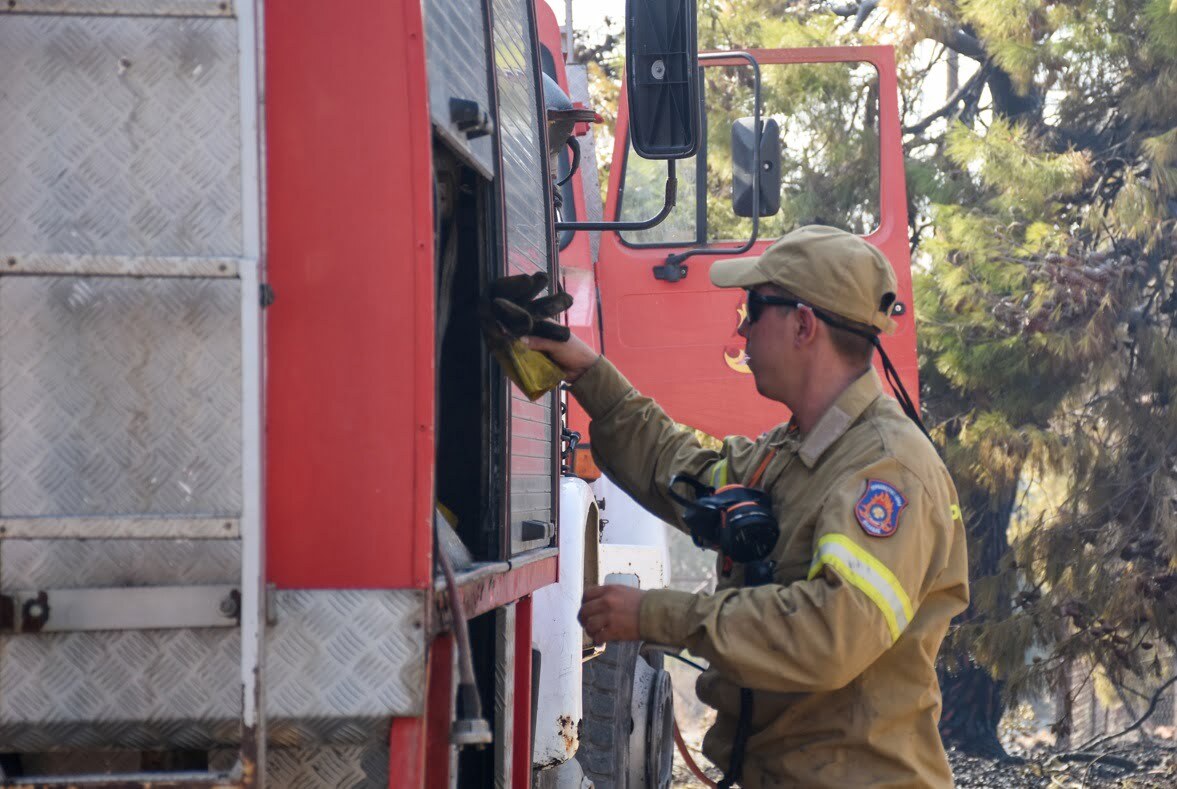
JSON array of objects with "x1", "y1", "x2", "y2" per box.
[{"x1": 434, "y1": 141, "x2": 506, "y2": 564}]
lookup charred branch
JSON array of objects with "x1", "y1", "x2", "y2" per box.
[
  {"x1": 828, "y1": 0, "x2": 880, "y2": 31},
  {"x1": 904, "y1": 63, "x2": 992, "y2": 135}
]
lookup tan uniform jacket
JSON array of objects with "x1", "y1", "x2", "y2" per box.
[{"x1": 571, "y1": 358, "x2": 969, "y2": 788}]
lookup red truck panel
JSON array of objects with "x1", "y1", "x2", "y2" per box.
[{"x1": 265, "y1": 0, "x2": 435, "y2": 589}]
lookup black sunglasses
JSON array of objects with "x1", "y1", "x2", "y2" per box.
[{"x1": 745, "y1": 291, "x2": 801, "y2": 324}]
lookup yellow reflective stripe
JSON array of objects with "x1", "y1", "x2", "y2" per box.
[
  {"x1": 711, "y1": 460, "x2": 729, "y2": 489},
  {"x1": 807, "y1": 534, "x2": 914, "y2": 643}
]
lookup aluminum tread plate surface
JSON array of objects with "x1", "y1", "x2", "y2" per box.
[
  {"x1": 0, "y1": 589, "x2": 425, "y2": 751},
  {"x1": 424, "y1": 0, "x2": 495, "y2": 176},
  {"x1": 492, "y1": 0, "x2": 554, "y2": 551},
  {"x1": 1, "y1": 538, "x2": 240, "y2": 588},
  {"x1": 493, "y1": 604, "x2": 515, "y2": 789},
  {"x1": 210, "y1": 742, "x2": 390, "y2": 788},
  {"x1": 0, "y1": 16, "x2": 242, "y2": 258},
  {"x1": 0, "y1": 276, "x2": 242, "y2": 518}
]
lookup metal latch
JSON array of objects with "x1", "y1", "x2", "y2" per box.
[
  {"x1": 652, "y1": 259, "x2": 689, "y2": 282},
  {"x1": 450, "y1": 98, "x2": 495, "y2": 139}
]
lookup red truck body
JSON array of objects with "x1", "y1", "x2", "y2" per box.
[{"x1": 0, "y1": 1, "x2": 914, "y2": 786}]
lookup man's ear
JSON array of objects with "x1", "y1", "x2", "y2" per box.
[{"x1": 794, "y1": 305, "x2": 819, "y2": 346}]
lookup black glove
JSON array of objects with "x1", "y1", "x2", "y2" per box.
[
  {"x1": 480, "y1": 272, "x2": 573, "y2": 401},
  {"x1": 485, "y1": 272, "x2": 572, "y2": 342}
]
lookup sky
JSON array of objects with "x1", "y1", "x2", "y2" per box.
[{"x1": 544, "y1": 0, "x2": 623, "y2": 39}]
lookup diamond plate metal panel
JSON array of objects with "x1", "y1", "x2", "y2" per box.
[
  {"x1": 1, "y1": 539, "x2": 240, "y2": 588},
  {"x1": 494, "y1": 603, "x2": 515, "y2": 789},
  {"x1": 0, "y1": 276, "x2": 242, "y2": 517},
  {"x1": 0, "y1": 16, "x2": 242, "y2": 257},
  {"x1": 424, "y1": 0, "x2": 495, "y2": 177},
  {"x1": 492, "y1": 0, "x2": 555, "y2": 554},
  {"x1": 211, "y1": 742, "x2": 390, "y2": 789},
  {"x1": 0, "y1": 590, "x2": 426, "y2": 751},
  {"x1": 265, "y1": 590, "x2": 425, "y2": 721}
]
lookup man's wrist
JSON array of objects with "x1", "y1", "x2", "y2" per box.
[
  {"x1": 563, "y1": 352, "x2": 602, "y2": 384},
  {"x1": 569, "y1": 356, "x2": 633, "y2": 419},
  {"x1": 638, "y1": 588, "x2": 698, "y2": 647}
]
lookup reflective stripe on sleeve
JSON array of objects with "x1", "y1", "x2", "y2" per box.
[
  {"x1": 807, "y1": 534, "x2": 915, "y2": 642},
  {"x1": 710, "y1": 460, "x2": 729, "y2": 489}
]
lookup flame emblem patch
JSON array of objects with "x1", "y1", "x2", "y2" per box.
[
  {"x1": 723, "y1": 303, "x2": 751, "y2": 374},
  {"x1": 854, "y1": 479, "x2": 907, "y2": 538}
]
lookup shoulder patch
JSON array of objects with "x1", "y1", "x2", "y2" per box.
[{"x1": 855, "y1": 479, "x2": 907, "y2": 538}]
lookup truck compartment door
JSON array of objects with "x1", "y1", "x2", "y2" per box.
[{"x1": 595, "y1": 47, "x2": 916, "y2": 441}]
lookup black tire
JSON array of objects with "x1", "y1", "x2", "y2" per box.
[
  {"x1": 577, "y1": 643, "x2": 675, "y2": 789},
  {"x1": 577, "y1": 641, "x2": 639, "y2": 789}
]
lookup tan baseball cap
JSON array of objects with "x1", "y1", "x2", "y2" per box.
[{"x1": 709, "y1": 225, "x2": 900, "y2": 335}]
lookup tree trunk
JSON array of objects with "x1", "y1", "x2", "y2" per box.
[
  {"x1": 938, "y1": 486, "x2": 1018, "y2": 758},
  {"x1": 938, "y1": 661, "x2": 1009, "y2": 758}
]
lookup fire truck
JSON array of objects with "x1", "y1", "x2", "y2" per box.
[{"x1": 0, "y1": 0, "x2": 917, "y2": 787}]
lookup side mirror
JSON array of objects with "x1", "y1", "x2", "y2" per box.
[
  {"x1": 625, "y1": 0, "x2": 699, "y2": 160},
  {"x1": 732, "y1": 117, "x2": 781, "y2": 217}
]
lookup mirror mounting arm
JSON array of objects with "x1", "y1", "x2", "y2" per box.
[
  {"x1": 655, "y1": 51, "x2": 763, "y2": 283},
  {"x1": 555, "y1": 159, "x2": 677, "y2": 232}
]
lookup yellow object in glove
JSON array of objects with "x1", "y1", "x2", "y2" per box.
[
  {"x1": 489, "y1": 337, "x2": 566, "y2": 401},
  {"x1": 481, "y1": 272, "x2": 573, "y2": 401}
]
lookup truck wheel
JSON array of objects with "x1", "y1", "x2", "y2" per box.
[
  {"x1": 577, "y1": 642, "x2": 674, "y2": 789},
  {"x1": 632, "y1": 651, "x2": 674, "y2": 789}
]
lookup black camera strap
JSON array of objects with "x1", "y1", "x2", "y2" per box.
[
  {"x1": 804, "y1": 306, "x2": 931, "y2": 441},
  {"x1": 718, "y1": 450, "x2": 778, "y2": 789}
]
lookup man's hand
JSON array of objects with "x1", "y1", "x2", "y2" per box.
[
  {"x1": 522, "y1": 333, "x2": 599, "y2": 384},
  {"x1": 579, "y1": 584, "x2": 644, "y2": 645}
]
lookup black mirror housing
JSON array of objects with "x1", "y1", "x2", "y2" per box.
[
  {"x1": 732, "y1": 117, "x2": 781, "y2": 218},
  {"x1": 625, "y1": 0, "x2": 699, "y2": 160}
]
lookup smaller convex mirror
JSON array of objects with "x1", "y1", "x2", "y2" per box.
[
  {"x1": 732, "y1": 117, "x2": 781, "y2": 218},
  {"x1": 625, "y1": 0, "x2": 699, "y2": 159}
]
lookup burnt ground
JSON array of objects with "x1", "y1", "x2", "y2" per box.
[{"x1": 946, "y1": 747, "x2": 1177, "y2": 788}]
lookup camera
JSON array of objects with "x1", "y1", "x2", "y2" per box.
[{"x1": 667, "y1": 474, "x2": 780, "y2": 564}]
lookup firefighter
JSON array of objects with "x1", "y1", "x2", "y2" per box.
[{"x1": 524, "y1": 225, "x2": 970, "y2": 788}]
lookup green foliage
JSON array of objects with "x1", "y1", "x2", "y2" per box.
[
  {"x1": 887, "y1": 0, "x2": 1177, "y2": 737},
  {"x1": 944, "y1": 120, "x2": 1090, "y2": 217}
]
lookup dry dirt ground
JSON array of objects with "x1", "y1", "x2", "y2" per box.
[{"x1": 666, "y1": 660, "x2": 1177, "y2": 788}]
